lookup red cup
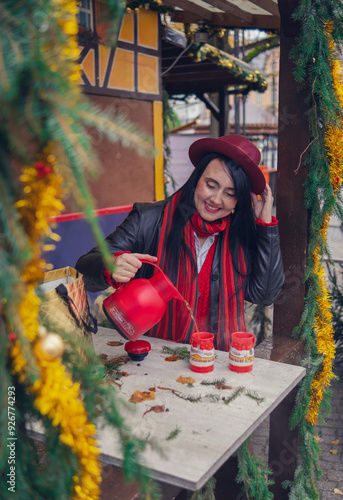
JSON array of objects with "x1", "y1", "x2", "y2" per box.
[
  {"x1": 229, "y1": 332, "x2": 255, "y2": 373},
  {"x1": 190, "y1": 332, "x2": 215, "y2": 373}
]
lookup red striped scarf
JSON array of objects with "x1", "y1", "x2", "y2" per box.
[{"x1": 147, "y1": 192, "x2": 247, "y2": 351}]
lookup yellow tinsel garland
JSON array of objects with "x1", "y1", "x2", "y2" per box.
[
  {"x1": 9, "y1": 151, "x2": 102, "y2": 499},
  {"x1": 306, "y1": 23, "x2": 343, "y2": 425},
  {"x1": 7, "y1": 2, "x2": 103, "y2": 497}
]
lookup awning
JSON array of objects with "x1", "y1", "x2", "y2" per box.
[
  {"x1": 163, "y1": 0, "x2": 280, "y2": 31},
  {"x1": 162, "y1": 26, "x2": 268, "y2": 97}
]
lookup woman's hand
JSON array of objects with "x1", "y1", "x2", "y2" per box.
[
  {"x1": 112, "y1": 253, "x2": 157, "y2": 283},
  {"x1": 251, "y1": 184, "x2": 274, "y2": 223}
]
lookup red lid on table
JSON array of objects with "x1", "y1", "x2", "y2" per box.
[{"x1": 124, "y1": 340, "x2": 151, "y2": 354}]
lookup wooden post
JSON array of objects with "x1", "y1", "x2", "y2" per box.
[
  {"x1": 219, "y1": 86, "x2": 229, "y2": 136},
  {"x1": 273, "y1": 0, "x2": 310, "y2": 338},
  {"x1": 267, "y1": 2, "x2": 309, "y2": 496}
]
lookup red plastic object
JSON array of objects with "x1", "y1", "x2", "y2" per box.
[
  {"x1": 125, "y1": 340, "x2": 151, "y2": 361},
  {"x1": 103, "y1": 260, "x2": 184, "y2": 341},
  {"x1": 229, "y1": 332, "x2": 255, "y2": 373},
  {"x1": 190, "y1": 332, "x2": 215, "y2": 373}
]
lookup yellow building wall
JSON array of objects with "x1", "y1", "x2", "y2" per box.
[{"x1": 78, "y1": 7, "x2": 164, "y2": 202}]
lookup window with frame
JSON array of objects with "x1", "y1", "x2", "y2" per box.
[{"x1": 78, "y1": 0, "x2": 94, "y2": 30}]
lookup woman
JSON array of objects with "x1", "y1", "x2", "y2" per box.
[{"x1": 76, "y1": 134, "x2": 284, "y2": 351}]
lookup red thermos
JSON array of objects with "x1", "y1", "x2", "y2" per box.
[{"x1": 102, "y1": 260, "x2": 184, "y2": 341}]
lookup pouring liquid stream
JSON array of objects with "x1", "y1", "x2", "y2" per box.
[{"x1": 183, "y1": 299, "x2": 199, "y2": 333}]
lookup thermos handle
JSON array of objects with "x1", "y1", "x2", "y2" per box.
[
  {"x1": 138, "y1": 259, "x2": 184, "y2": 301},
  {"x1": 138, "y1": 258, "x2": 164, "y2": 274}
]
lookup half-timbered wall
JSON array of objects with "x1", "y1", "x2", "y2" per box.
[{"x1": 75, "y1": 6, "x2": 164, "y2": 209}]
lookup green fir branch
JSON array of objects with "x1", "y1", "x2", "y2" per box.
[
  {"x1": 187, "y1": 477, "x2": 216, "y2": 500},
  {"x1": 286, "y1": 2, "x2": 343, "y2": 499},
  {"x1": 236, "y1": 439, "x2": 274, "y2": 500},
  {"x1": 200, "y1": 378, "x2": 226, "y2": 386},
  {"x1": 245, "y1": 390, "x2": 265, "y2": 405},
  {"x1": 223, "y1": 386, "x2": 245, "y2": 405},
  {"x1": 162, "y1": 345, "x2": 190, "y2": 360},
  {"x1": 166, "y1": 426, "x2": 181, "y2": 441}
]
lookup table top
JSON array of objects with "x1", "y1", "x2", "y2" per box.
[{"x1": 93, "y1": 327, "x2": 306, "y2": 491}]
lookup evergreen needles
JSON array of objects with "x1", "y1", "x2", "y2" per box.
[
  {"x1": 236, "y1": 440, "x2": 274, "y2": 500},
  {"x1": 162, "y1": 345, "x2": 190, "y2": 360},
  {"x1": 223, "y1": 386, "x2": 245, "y2": 405},
  {"x1": 0, "y1": 1, "x2": 158, "y2": 498},
  {"x1": 286, "y1": 2, "x2": 343, "y2": 499},
  {"x1": 166, "y1": 426, "x2": 181, "y2": 441}
]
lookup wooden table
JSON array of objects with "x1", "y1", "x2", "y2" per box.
[{"x1": 93, "y1": 327, "x2": 306, "y2": 493}]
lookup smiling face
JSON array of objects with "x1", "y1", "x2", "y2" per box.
[{"x1": 194, "y1": 158, "x2": 238, "y2": 221}]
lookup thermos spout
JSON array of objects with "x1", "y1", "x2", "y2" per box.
[{"x1": 149, "y1": 270, "x2": 185, "y2": 303}]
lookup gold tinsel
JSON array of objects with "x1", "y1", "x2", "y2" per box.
[
  {"x1": 10, "y1": 146, "x2": 102, "y2": 497},
  {"x1": 306, "y1": 23, "x2": 343, "y2": 425}
]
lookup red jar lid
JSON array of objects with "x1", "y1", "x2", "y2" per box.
[{"x1": 125, "y1": 340, "x2": 151, "y2": 354}]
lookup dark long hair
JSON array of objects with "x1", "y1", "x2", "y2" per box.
[{"x1": 165, "y1": 152, "x2": 257, "y2": 282}]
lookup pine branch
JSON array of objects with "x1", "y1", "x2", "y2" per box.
[{"x1": 223, "y1": 386, "x2": 245, "y2": 405}]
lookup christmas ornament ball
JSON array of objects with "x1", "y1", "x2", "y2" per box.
[{"x1": 37, "y1": 332, "x2": 64, "y2": 360}]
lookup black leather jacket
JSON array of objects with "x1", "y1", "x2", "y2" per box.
[{"x1": 76, "y1": 200, "x2": 284, "y2": 332}]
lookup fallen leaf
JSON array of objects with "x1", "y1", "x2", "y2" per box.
[
  {"x1": 129, "y1": 390, "x2": 155, "y2": 403},
  {"x1": 107, "y1": 379, "x2": 122, "y2": 390},
  {"x1": 332, "y1": 439, "x2": 340, "y2": 445},
  {"x1": 165, "y1": 354, "x2": 180, "y2": 362},
  {"x1": 149, "y1": 387, "x2": 156, "y2": 392},
  {"x1": 177, "y1": 376, "x2": 196, "y2": 384},
  {"x1": 107, "y1": 340, "x2": 124, "y2": 346},
  {"x1": 330, "y1": 449, "x2": 338, "y2": 455},
  {"x1": 100, "y1": 353, "x2": 108, "y2": 359},
  {"x1": 143, "y1": 405, "x2": 165, "y2": 417},
  {"x1": 215, "y1": 384, "x2": 233, "y2": 390},
  {"x1": 334, "y1": 488, "x2": 342, "y2": 495}
]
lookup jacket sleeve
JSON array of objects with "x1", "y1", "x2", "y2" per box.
[
  {"x1": 244, "y1": 224, "x2": 285, "y2": 305},
  {"x1": 75, "y1": 202, "x2": 159, "y2": 292}
]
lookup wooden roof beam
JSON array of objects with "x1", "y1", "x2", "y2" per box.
[
  {"x1": 169, "y1": 11, "x2": 280, "y2": 30},
  {"x1": 200, "y1": 0, "x2": 254, "y2": 23},
  {"x1": 162, "y1": 0, "x2": 212, "y2": 21},
  {"x1": 248, "y1": 0, "x2": 280, "y2": 17}
]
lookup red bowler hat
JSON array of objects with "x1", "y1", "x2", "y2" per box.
[{"x1": 188, "y1": 134, "x2": 266, "y2": 194}]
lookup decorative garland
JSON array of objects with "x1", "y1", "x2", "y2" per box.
[
  {"x1": 244, "y1": 35, "x2": 280, "y2": 63},
  {"x1": 125, "y1": 0, "x2": 173, "y2": 14},
  {"x1": 9, "y1": 149, "x2": 101, "y2": 500},
  {"x1": 306, "y1": 22, "x2": 343, "y2": 425},
  {"x1": 1, "y1": 1, "x2": 158, "y2": 498},
  {"x1": 236, "y1": 440, "x2": 274, "y2": 500},
  {"x1": 189, "y1": 43, "x2": 267, "y2": 93},
  {"x1": 285, "y1": 3, "x2": 343, "y2": 499}
]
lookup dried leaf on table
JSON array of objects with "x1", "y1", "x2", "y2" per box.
[
  {"x1": 165, "y1": 354, "x2": 180, "y2": 362},
  {"x1": 143, "y1": 405, "x2": 165, "y2": 417},
  {"x1": 100, "y1": 353, "x2": 108, "y2": 359},
  {"x1": 334, "y1": 488, "x2": 342, "y2": 495},
  {"x1": 215, "y1": 384, "x2": 233, "y2": 390},
  {"x1": 107, "y1": 379, "x2": 122, "y2": 390},
  {"x1": 330, "y1": 449, "x2": 338, "y2": 455},
  {"x1": 129, "y1": 390, "x2": 156, "y2": 403},
  {"x1": 149, "y1": 386, "x2": 156, "y2": 392},
  {"x1": 107, "y1": 340, "x2": 124, "y2": 346},
  {"x1": 177, "y1": 376, "x2": 196, "y2": 385},
  {"x1": 332, "y1": 439, "x2": 340, "y2": 445}
]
